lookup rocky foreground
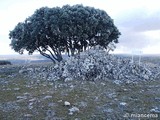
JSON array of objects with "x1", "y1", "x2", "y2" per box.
[{"x1": 0, "y1": 47, "x2": 160, "y2": 119}]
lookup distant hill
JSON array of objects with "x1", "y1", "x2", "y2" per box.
[
  {"x1": 0, "y1": 53, "x2": 159, "y2": 65},
  {"x1": 0, "y1": 54, "x2": 69, "y2": 65},
  {"x1": 0, "y1": 54, "x2": 49, "y2": 64}
]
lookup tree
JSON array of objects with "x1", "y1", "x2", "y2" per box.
[{"x1": 9, "y1": 4, "x2": 121, "y2": 63}]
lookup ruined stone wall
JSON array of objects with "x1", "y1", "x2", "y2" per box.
[{"x1": 19, "y1": 46, "x2": 160, "y2": 83}]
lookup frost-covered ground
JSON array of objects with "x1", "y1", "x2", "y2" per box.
[{"x1": 0, "y1": 48, "x2": 160, "y2": 120}]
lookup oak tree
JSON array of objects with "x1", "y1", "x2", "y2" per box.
[{"x1": 9, "y1": 4, "x2": 120, "y2": 62}]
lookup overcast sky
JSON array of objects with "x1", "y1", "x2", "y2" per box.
[{"x1": 0, "y1": 0, "x2": 160, "y2": 55}]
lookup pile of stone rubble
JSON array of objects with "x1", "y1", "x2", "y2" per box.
[{"x1": 19, "y1": 46, "x2": 160, "y2": 82}]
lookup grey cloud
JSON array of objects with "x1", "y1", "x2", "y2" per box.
[
  {"x1": 116, "y1": 9, "x2": 160, "y2": 32},
  {"x1": 116, "y1": 28, "x2": 150, "y2": 52},
  {"x1": 113, "y1": 9, "x2": 160, "y2": 53}
]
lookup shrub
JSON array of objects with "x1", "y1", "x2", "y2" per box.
[{"x1": 0, "y1": 60, "x2": 12, "y2": 65}]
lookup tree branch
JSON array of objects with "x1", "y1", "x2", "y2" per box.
[{"x1": 37, "y1": 47, "x2": 56, "y2": 63}]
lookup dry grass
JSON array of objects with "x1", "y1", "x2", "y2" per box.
[{"x1": 0, "y1": 72, "x2": 160, "y2": 119}]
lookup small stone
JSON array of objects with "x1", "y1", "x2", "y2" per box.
[
  {"x1": 17, "y1": 99, "x2": 25, "y2": 103},
  {"x1": 75, "y1": 118, "x2": 80, "y2": 120},
  {"x1": 155, "y1": 98, "x2": 160, "y2": 101},
  {"x1": 46, "y1": 110, "x2": 56, "y2": 117},
  {"x1": 42, "y1": 84, "x2": 47, "y2": 87},
  {"x1": 6, "y1": 88, "x2": 11, "y2": 91},
  {"x1": 69, "y1": 106, "x2": 79, "y2": 114},
  {"x1": 123, "y1": 89, "x2": 128, "y2": 91},
  {"x1": 94, "y1": 96, "x2": 99, "y2": 101},
  {"x1": 64, "y1": 101, "x2": 71, "y2": 106},
  {"x1": 103, "y1": 108, "x2": 113, "y2": 113},
  {"x1": 78, "y1": 101, "x2": 87, "y2": 108},
  {"x1": 150, "y1": 107, "x2": 160, "y2": 113},
  {"x1": 24, "y1": 92, "x2": 31, "y2": 96},
  {"x1": 70, "y1": 85, "x2": 74, "y2": 88},
  {"x1": 64, "y1": 77, "x2": 72, "y2": 82},
  {"x1": 25, "y1": 85, "x2": 31, "y2": 88},
  {"x1": 19, "y1": 70, "x2": 28, "y2": 74},
  {"x1": 14, "y1": 88, "x2": 20, "y2": 91},
  {"x1": 27, "y1": 68, "x2": 34, "y2": 72},
  {"x1": 68, "y1": 112, "x2": 73, "y2": 115},
  {"x1": 108, "y1": 93, "x2": 117, "y2": 98},
  {"x1": 17, "y1": 96, "x2": 27, "y2": 100},
  {"x1": 119, "y1": 102, "x2": 127, "y2": 110},
  {"x1": 49, "y1": 83, "x2": 54, "y2": 85},
  {"x1": 24, "y1": 114, "x2": 33, "y2": 117},
  {"x1": 48, "y1": 103, "x2": 57, "y2": 107},
  {"x1": 29, "y1": 98, "x2": 36, "y2": 102},
  {"x1": 113, "y1": 80, "x2": 122, "y2": 85},
  {"x1": 28, "y1": 102, "x2": 33, "y2": 109},
  {"x1": 43, "y1": 95, "x2": 52, "y2": 99},
  {"x1": 143, "y1": 74, "x2": 149, "y2": 80},
  {"x1": 120, "y1": 102, "x2": 127, "y2": 106},
  {"x1": 58, "y1": 100, "x2": 62, "y2": 103},
  {"x1": 36, "y1": 80, "x2": 40, "y2": 84},
  {"x1": 101, "y1": 82, "x2": 105, "y2": 86}
]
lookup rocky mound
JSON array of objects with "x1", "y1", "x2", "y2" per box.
[{"x1": 19, "y1": 46, "x2": 160, "y2": 82}]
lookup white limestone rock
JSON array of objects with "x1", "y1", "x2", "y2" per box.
[
  {"x1": 69, "y1": 106, "x2": 79, "y2": 115},
  {"x1": 43, "y1": 96, "x2": 52, "y2": 99},
  {"x1": 64, "y1": 101, "x2": 71, "y2": 106}
]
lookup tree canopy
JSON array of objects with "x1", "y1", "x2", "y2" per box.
[{"x1": 9, "y1": 4, "x2": 121, "y2": 62}]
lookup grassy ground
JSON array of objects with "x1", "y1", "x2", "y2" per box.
[
  {"x1": 0, "y1": 68, "x2": 160, "y2": 120},
  {"x1": 0, "y1": 54, "x2": 160, "y2": 120}
]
